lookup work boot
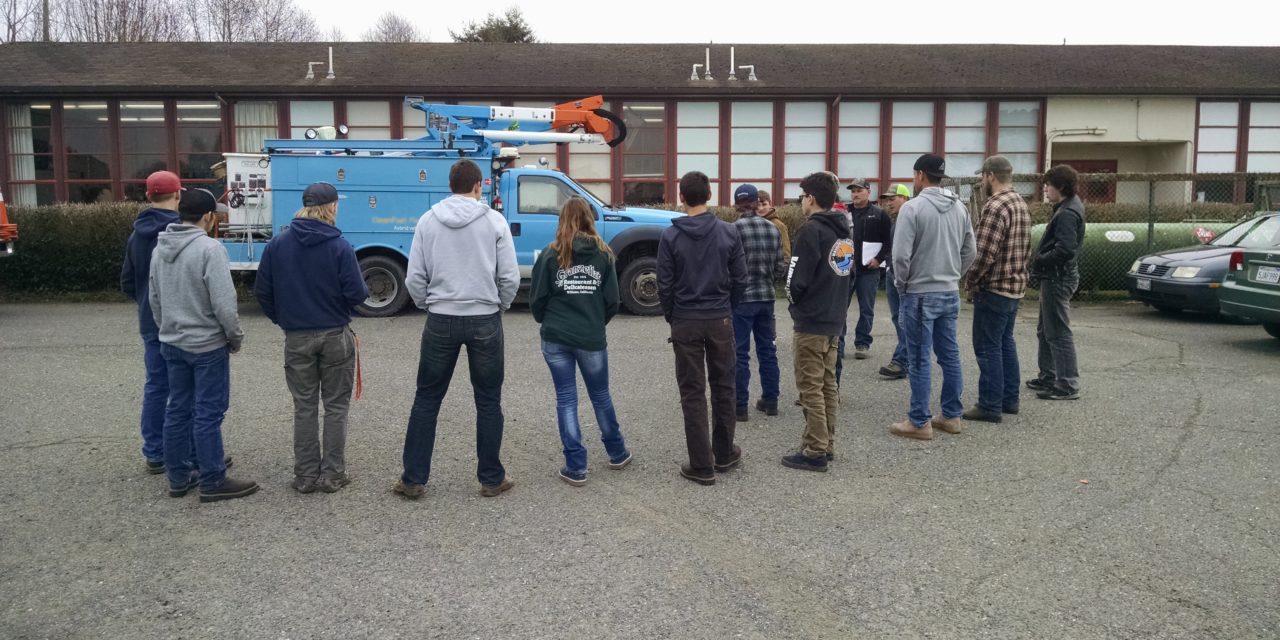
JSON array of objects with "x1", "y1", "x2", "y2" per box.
[
  {"x1": 480, "y1": 476, "x2": 515, "y2": 497},
  {"x1": 781, "y1": 452, "x2": 829, "y2": 472},
  {"x1": 878, "y1": 362, "x2": 907, "y2": 379},
  {"x1": 754, "y1": 398, "x2": 779, "y2": 416},
  {"x1": 932, "y1": 416, "x2": 963, "y2": 434},
  {"x1": 889, "y1": 419, "x2": 934, "y2": 440},
  {"x1": 392, "y1": 479, "x2": 426, "y2": 499},
  {"x1": 714, "y1": 445, "x2": 743, "y2": 473},
  {"x1": 736, "y1": 405, "x2": 748, "y2": 422},
  {"x1": 679, "y1": 464, "x2": 715, "y2": 486},
  {"x1": 853, "y1": 345, "x2": 870, "y2": 360},
  {"x1": 198, "y1": 477, "x2": 260, "y2": 503},
  {"x1": 963, "y1": 406, "x2": 1003, "y2": 423}
]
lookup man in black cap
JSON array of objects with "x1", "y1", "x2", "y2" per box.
[
  {"x1": 836, "y1": 178, "x2": 893, "y2": 385},
  {"x1": 731, "y1": 183, "x2": 785, "y2": 421}
]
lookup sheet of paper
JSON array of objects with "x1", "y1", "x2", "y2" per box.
[{"x1": 861, "y1": 242, "x2": 882, "y2": 266}]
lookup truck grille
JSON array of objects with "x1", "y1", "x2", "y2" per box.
[{"x1": 1139, "y1": 263, "x2": 1170, "y2": 278}]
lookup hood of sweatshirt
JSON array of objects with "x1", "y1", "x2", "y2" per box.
[
  {"x1": 433, "y1": 194, "x2": 493, "y2": 229},
  {"x1": 155, "y1": 224, "x2": 209, "y2": 263},
  {"x1": 288, "y1": 217, "x2": 342, "y2": 247},
  {"x1": 917, "y1": 186, "x2": 962, "y2": 214},
  {"x1": 133, "y1": 207, "x2": 179, "y2": 239},
  {"x1": 810, "y1": 211, "x2": 851, "y2": 238},
  {"x1": 671, "y1": 212, "x2": 721, "y2": 240},
  {"x1": 571, "y1": 235, "x2": 605, "y2": 261}
]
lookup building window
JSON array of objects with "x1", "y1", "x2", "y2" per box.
[
  {"x1": 63, "y1": 101, "x2": 113, "y2": 203},
  {"x1": 782, "y1": 102, "x2": 827, "y2": 199},
  {"x1": 675, "y1": 102, "x2": 720, "y2": 203},
  {"x1": 5, "y1": 102, "x2": 54, "y2": 207},
  {"x1": 620, "y1": 102, "x2": 666, "y2": 205},
  {"x1": 175, "y1": 101, "x2": 223, "y2": 196},
  {"x1": 568, "y1": 140, "x2": 611, "y2": 204},
  {"x1": 1247, "y1": 102, "x2": 1280, "y2": 172},
  {"x1": 837, "y1": 102, "x2": 881, "y2": 197},
  {"x1": 403, "y1": 102, "x2": 428, "y2": 139},
  {"x1": 890, "y1": 101, "x2": 934, "y2": 182},
  {"x1": 944, "y1": 101, "x2": 986, "y2": 179},
  {"x1": 346, "y1": 100, "x2": 392, "y2": 140},
  {"x1": 730, "y1": 102, "x2": 773, "y2": 200},
  {"x1": 996, "y1": 101, "x2": 1040, "y2": 195},
  {"x1": 233, "y1": 101, "x2": 278, "y2": 153},
  {"x1": 1196, "y1": 101, "x2": 1240, "y2": 173},
  {"x1": 512, "y1": 101, "x2": 560, "y2": 170},
  {"x1": 117, "y1": 101, "x2": 168, "y2": 201},
  {"x1": 289, "y1": 100, "x2": 335, "y2": 139}
]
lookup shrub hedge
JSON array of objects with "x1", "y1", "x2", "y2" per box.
[{"x1": 0, "y1": 203, "x2": 140, "y2": 293}]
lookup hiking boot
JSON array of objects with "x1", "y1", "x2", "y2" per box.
[
  {"x1": 890, "y1": 419, "x2": 934, "y2": 440},
  {"x1": 608, "y1": 451, "x2": 633, "y2": 470},
  {"x1": 291, "y1": 476, "x2": 318, "y2": 494},
  {"x1": 962, "y1": 406, "x2": 1003, "y2": 424},
  {"x1": 146, "y1": 460, "x2": 165, "y2": 475},
  {"x1": 198, "y1": 477, "x2": 260, "y2": 503},
  {"x1": 781, "y1": 452, "x2": 829, "y2": 472},
  {"x1": 480, "y1": 476, "x2": 515, "y2": 497},
  {"x1": 679, "y1": 464, "x2": 715, "y2": 486},
  {"x1": 736, "y1": 405, "x2": 749, "y2": 422},
  {"x1": 392, "y1": 479, "x2": 426, "y2": 499},
  {"x1": 318, "y1": 474, "x2": 351, "y2": 494},
  {"x1": 754, "y1": 398, "x2": 779, "y2": 416},
  {"x1": 558, "y1": 468, "x2": 587, "y2": 487},
  {"x1": 168, "y1": 472, "x2": 199, "y2": 498},
  {"x1": 932, "y1": 416, "x2": 963, "y2": 434},
  {"x1": 878, "y1": 362, "x2": 907, "y2": 379},
  {"x1": 1037, "y1": 388, "x2": 1081, "y2": 401},
  {"x1": 1025, "y1": 377, "x2": 1053, "y2": 392},
  {"x1": 853, "y1": 345, "x2": 870, "y2": 360},
  {"x1": 1003, "y1": 404, "x2": 1020, "y2": 415},
  {"x1": 714, "y1": 445, "x2": 743, "y2": 473}
]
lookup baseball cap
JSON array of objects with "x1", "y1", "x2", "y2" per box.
[
  {"x1": 846, "y1": 178, "x2": 871, "y2": 191},
  {"x1": 885, "y1": 184, "x2": 911, "y2": 198},
  {"x1": 913, "y1": 154, "x2": 947, "y2": 179},
  {"x1": 145, "y1": 171, "x2": 181, "y2": 199},
  {"x1": 178, "y1": 188, "x2": 218, "y2": 217},
  {"x1": 977, "y1": 155, "x2": 1014, "y2": 175},
  {"x1": 302, "y1": 182, "x2": 339, "y2": 207},
  {"x1": 733, "y1": 184, "x2": 760, "y2": 204}
]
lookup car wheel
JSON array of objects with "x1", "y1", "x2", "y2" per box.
[
  {"x1": 357, "y1": 255, "x2": 410, "y2": 318},
  {"x1": 1152, "y1": 304, "x2": 1181, "y2": 315},
  {"x1": 619, "y1": 256, "x2": 661, "y2": 316},
  {"x1": 1265, "y1": 323, "x2": 1280, "y2": 340}
]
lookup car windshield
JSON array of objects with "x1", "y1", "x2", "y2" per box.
[{"x1": 1211, "y1": 215, "x2": 1280, "y2": 248}]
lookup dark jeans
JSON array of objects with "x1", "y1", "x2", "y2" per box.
[
  {"x1": 541, "y1": 341, "x2": 629, "y2": 475},
  {"x1": 402, "y1": 312, "x2": 506, "y2": 487},
  {"x1": 886, "y1": 272, "x2": 909, "y2": 369},
  {"x1": 835, "y1": 269, "x2": 880, "y2": 384},
  {"x1": 160, "y1": 343, "x2": 230, "y2": 491},
  {"x1": 901, "y1": 291, "x2": 964, "y2": 427},
  {"x1": 732, "y1": 300, "x2": 780, "y2": 408},
  {"x1": 972, "y1": 291, "x2": 1022, "y2": 412},
  {"x1": 284, "y1": 326, "x2": 356, "y2": 482},
  {"x1": 1036, "y1": 274, "x2": 1081, "y2": 394},
  {"x1": 139, "y1": 332, "x2": 168, "y2": 463},
  {"x1": 670, "y1": 317, "x2": 737, "y2": 475}
]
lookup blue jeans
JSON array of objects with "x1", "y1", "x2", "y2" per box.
[
  {"x1": 541, "y1": 341, "x2": 629, "y2": 475},
  {"x1": 886, "y1": 273, "x2": 909, "y2": 369},
  {"x1": 160, "y1": 343, "x2": 230, "y2": 491},
  {"x1": 402, "y1": 312, "x2": 506, "y2": 487},
  {"x1": 972, "y1": 291, "x2": 1022, "y2": 412},
  {"x1": 836, "y1": 270, "x2": 881, "y2": 384},
  {"x1": 901, "y1": 291, "x2": 964, "y2": 427},
  {"x1": 732, "y1": 301, "x2": 780, "y2": 408},
  {"x1": 140, "y1": 332, "x2": 169, "y2": 463}
]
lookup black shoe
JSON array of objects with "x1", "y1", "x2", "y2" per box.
[
  {"x1": 754, "y1": 399, "x2": 779, "y2": 416},
  {"x1": 825, "y1": 451, "x2": 835, "y2": 461},
  {"x1": 736, "y1": 406, "x2": 748, "y2": 422},
  {"x1": 878, "y1": 362, "x2": 908, "y2": 379},
  {"x1": 962, "y1": 406, "x2": 1003, "y2": 423},
  {"x1": 679, "y1": 464, "x2": 716, "y2": 486},
  {"x1": 1025, "y1": 378, "x2": 1053, "y2": 392},
  {"x1": 146, "y1": 460, "x2": 165, "y2": 475},
  {"x1": 1037, "y1": 388, "x2": 1080, "y2": 401},
  {"x1": 714, "y1": 445, "x2": 743, "y2": 473},
  {"x1": 198, "y1": 477, "x2": 260, "y2": 503},
  {"x1": 291, "y1": 476, "x2": 318, "y2": 494},
  {"x1": 168, "y1": 472, "x2": 199, "y2": 498},
  {"x1": 318, "y1": 474, "x2": 350, "y2": 494},
  {"x1": 1003, "y1": 405, "x2": 1020, "y2": 415},
  {"x1": 781, "y1": 453, "x2": 829, "y2": 473}
]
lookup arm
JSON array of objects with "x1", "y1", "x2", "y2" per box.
[
  {"x1": 657, "y1": 232, "x2": 675, "y2": 322},
  {"x1": 405, "y1": 219, "x2": 430, "y2": 310},
  {"x1": 120, "y1": 240, "x2": 136, "y2": 301},
  {"x1": 771, "y1": 226, "x2": 786, "y2": 284},
  {"x1": 253, "y1": 242, "x2": 277, "y2": 324},
  {"x1": 785, "y1": 225, "x2": 817, "y2": 305},
  {"x1": 337, "y1": 242, "x2": 370, "y2": 309},
  {"x1": 960, "y1": 211, "x2": 978, "y2": 276},
  {"x1": 778, "y1": 223, "x2": 792, "y2": 267},
  {"x1": 603, "y1": 256, "x2": 620, "y2": 323},
  {"x1": 494, "y1": 218, "x2": 520, "y2": 311},
  {"x1": 529, "y1": 249, "x2": 552, "y2": 324},
  {"x1": 964, "y1": 204, "x2": 1004, "y2": 289},
  {"x1": 891, "y1": 208, "x2": 917, "y2": 290},
  {"x1": 728, "y1": 227, "x2": 747, "y2": 308},
  {"x1": 148, "y1": 259, "x2": 162, "y2": 328},
  {"x1": 1036, "y1": 209, "x2": 1082, "y2": 269},
  {"x1": 873, "y1": 212, "x2": 892, "y2": 265},
  {"x1": 204, "y1": 245, "x2": 244, "y2": 351}
]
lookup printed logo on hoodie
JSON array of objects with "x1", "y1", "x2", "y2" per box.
[
  {"x1": 556, "y1": 264, "x2": 603, "y2": 295},
  {"x1": 829, "y1": 239, "x2": 855, "y2": 276}
]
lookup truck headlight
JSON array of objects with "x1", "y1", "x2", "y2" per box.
[
  {"x1": 1171, "y1": 266, "x2": 1201, "y2": 279},
  {"x1": 1129, "y1": 259, "x2": 1142, "y2": 273}
]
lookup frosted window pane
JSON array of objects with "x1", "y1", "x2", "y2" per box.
[
  {"x1": 945, "y1": 154, "x2": 984, "y2": 178},
  {"x1": 732, "y1": 102, "x2": 773, "y2": 127},
  {"x1": 1251, "y1": 102, "x2": 1280, "y2": 127},
  {"x1": 678, "y1": 102, "x2": 719, "y2": 127},
  {"x1": 892, "y1": 128, "x2": 932, "y2": 151},
  {"x1": 837, "y1": 154, "x2": 879, "y2": 179},
  {"x1": 677, "y1": 154, "x2": 720, "y2": 178},
  {"x1": 839, "y1": 102, "x2": 879, "y2": 127},
  {"x1": 1199, "y1": 102, "x2": 1239, "y2": 127},
  {"x1": 570, "y1": 154, "x2": 611, "y2": 180},
  {"x1": 731, "y1": 128, "x2": 772, "y2": 153},
  {"x1": 839, "y1": 128, "x2": 879, "y2": 153},
  {"x1": 998, "y1": 127, "x2": 1038, "y2": 153},
  {"x1": 945, "y1": 128, "x2": 985, "y2": 152},
  {"x1": 892, "y1": 102, "x2": 933, "y2": 127},
  {"x1": 347, "y1": 101, "x2": 390, "y2": 126},
  {"x1": 891, "y1": 153, "x2": 922, "y2": 178},
  {"x1": 998, "y1": 102, "x2": 1039, "y2": 127},
  {"x1": 784, "y1": 154, "x2": 825, "y2": 178},
  {"x1": 1196, "y1": 153, "x2": 1236, "y2": 172},
  {"x1": 784, "y1": 129, "x2": 826, "y2": 153},
  {"x1": 946, "y1": 102, "x2": 986, "y2": 127},
  {"x1": 785, "y1": 102, "x2": 826, "y2": 127},
  {"x1": 290, "y1": 101, "x2": 334, "y2": 126},
  {"x1": 1247, "y1": 128, "x2": 1280, "y2": 152},
  {"x1": 677, "y1": 128, "x2": 719, "y2": 153},
  {"x1": 1247, "y1": 153, "x2": 1280, "y2": 172},
  {"x1": 1004, "y1": 153, "x2": 1038, "y2": 173},
  {"x1": 1197, "y1": 127, "x2": 1238, "y2": 152},
  {"x1": 731, "y1": 154, "x2": 772, "y2": 178}
]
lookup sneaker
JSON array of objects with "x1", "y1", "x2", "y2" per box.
[
  {"x1": 853, "y1": 345, "x2": 870, "y2": 360},
  {"x1": 1037, "y1": 388, "x2": 1081, "y2": 400},
  {"x1": 291, "y1": 476, "x2": 318, "y2": 494},
  {"x1": 168, "y1": 472, "x2": 199, "y2": 498},
  {"x1": 825, "y1": 451, "x2": 835, "y2": 461},
  {"x1": 754, "y1": 398, "x2": 779, "y2": 416},
  {"x1": 932, "y1": 416, "x2": 963, "y2": 434},
  {"x1": 198, "y1": 477, "x2": 260, "y2": 503},
  {"x1": 679, "y1": 464, "x2": 716, "y2": 486},
  {"x1": 878, "y1": 362, "x2": 908, "y2": 379},
  {"x1": 962, "y1": 406, "x2": 1003, "y2": 424},
  {"x1": 781, "y1": 452, "x2": 829, "y2": 472},
  {"x1": 558, "y1": 468, "x2": 587, "y2": 487},
  {"x1": 736, "y1": 405, "x2": 748, "y2": 423},
  {"x1": 1003, "y1": 405, "x2": 1020, "y2": 415},
  {"x1": 890, "y1": 419, "x2": 935, "y2": 440},
  {"x1": 480, "y1": 476, "x2": 515, "y2": 497},
  {"x1": 392, "y1": 479, "x2": 426, "y2": 499},
  {"x1": 318, "y1": 474, "x2": 351, "y2": 494},
  {"x1": 608, "y1": 452, "x2": 633, "y2": 470},
  {"x1": 1025, "y1": 377, "x2": 1054, "y2": 392},
  {"x1": 714, "y1": 445, "x2": 743, "y2": 473}
]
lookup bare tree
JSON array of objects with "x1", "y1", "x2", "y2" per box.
[
  {"x1": 361, "y1": 11, "x2": 422, "y2": 43},
  {"x1": 450, "y1": 7, "x2": 535, "y2": 44},
  {"x1": 185, "y1": 0, "x2": 318, "y2": 42},
  {"x1": 56, "y1": 0, "x2": 188, "y2": 42},
  {"x1": 1, "y1": 0, "x2": 40, "y2": 42},
  {"x1": 326, "y1": 24, "x2": 343, "y2": 42}
]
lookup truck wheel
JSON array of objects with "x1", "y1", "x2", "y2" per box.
[
  {"x1": 619, "y1": 256, "x2": 662, "y2": 316},
  {"x1": 1265, "y1": 323, "x2": 1280, "y2": 340},
  {"x1": 357, "y1": 255, "x2": 410, "y2": 317}
]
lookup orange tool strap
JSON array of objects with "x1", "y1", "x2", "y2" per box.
[{"x1": 353, "y1": 331, "x2": 364, "y2": 401}]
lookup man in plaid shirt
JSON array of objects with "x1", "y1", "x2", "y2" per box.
[
  {"x1": 963, "y1": 156, "x2": 1032, "y2": 423},
  {"x1": 732, "y1": 184, "x2": 786, "y2": 421}
]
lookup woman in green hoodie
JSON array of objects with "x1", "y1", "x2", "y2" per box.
[{"x1": 530, "y1": 197, "x2": 632, "y2": 486}]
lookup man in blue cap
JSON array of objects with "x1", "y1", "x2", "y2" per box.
[{"x1": 731, "y1": 183, "x2": 785, "y2": 422}]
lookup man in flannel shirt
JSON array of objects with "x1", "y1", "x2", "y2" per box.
[
  {"x1": 731, "y1": 184, "x2": 786, "y2": 421},
  {"x1": 962, "y1": 155, "x2": 1032, "y2": 423}
]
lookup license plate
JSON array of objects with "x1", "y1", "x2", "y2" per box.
[
  {"x1": 1256, "y1": 266, "x2": 1280, "y2": 284},
  {"x1": 1137, "y1": 278, "x2": 1152, "y2": 291}
]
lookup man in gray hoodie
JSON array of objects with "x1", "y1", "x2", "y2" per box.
[
  {"x1": 149, "y1": 188, "x2": 258, "y2": 503},
  {"x1": 395, "y1": 159, "x2": 520, "y2": 500},
  {"x1": 889, "y1": 154, "x2": 976, "y2": 441}
]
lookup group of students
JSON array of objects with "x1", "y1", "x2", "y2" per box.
[{"x1": 122, "y1": 152, "x2": 1084, "y2": 501}]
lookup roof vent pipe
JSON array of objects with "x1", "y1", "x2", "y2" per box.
[
  {"x1": 703, "y1": 47, "x2": 713, "y2": 81},
  {"x1": 326, "y1": 46, "x2": 335, "y2": 80},
  {"x1": 728, "y1": 47, "x2": 737, "y2": 81}
]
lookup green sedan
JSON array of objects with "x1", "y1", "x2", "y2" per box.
[{"x1": 1220, "y1": 248, "x2": 1280, "y2": 339}]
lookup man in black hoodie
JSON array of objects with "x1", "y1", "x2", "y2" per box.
[
  {"x1": 657, "y1": 171, "x2": 748, "y2": 486},
  {"x1": 782, "y1": 172, "x2": 853, "y2": 472}
]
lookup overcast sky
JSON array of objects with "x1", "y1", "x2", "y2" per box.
[{"x1": 308, "y1": 0, "x2": 1276, "y2": 46}]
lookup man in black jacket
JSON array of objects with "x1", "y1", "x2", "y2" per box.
[
  {"x1": 657, "y1": 171, "x2": 748, "y2": 486},
  {"x1": 782, "y1": 172, "x2": 853, "y2": 472},
  {"x1": 1027, "y1": 164, "x2": 1085, "y2": 400},
  {"x1": 837, "y1": 178, "x2": 893, "y2": 383}
]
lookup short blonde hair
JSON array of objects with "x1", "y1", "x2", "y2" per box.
[{"x1": 294, "y1": 202, "x2": 337, "y2": 226}]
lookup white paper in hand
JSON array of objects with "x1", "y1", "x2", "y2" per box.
[{"x1": 861, "y1": 242, "x2": 882, "y2": 266}]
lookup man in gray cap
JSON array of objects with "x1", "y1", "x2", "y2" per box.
[{"x1": 836, "y1": 178, "x2": 892, "y2": 385}]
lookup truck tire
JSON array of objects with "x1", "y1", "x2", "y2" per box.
[
  {"x1": 357, "y1": 255, "x2": 410, "y2": 318},
  {"x1": 1265, "y1": 323, "x2": 1280, "y2": 340},
  {"x1": 619, "y1": 256, "x2": 662, "y2": 316}
]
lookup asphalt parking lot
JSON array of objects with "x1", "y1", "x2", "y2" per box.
[{"x1": 1, "y1": 299, "x2": 1277, "y2": 639}]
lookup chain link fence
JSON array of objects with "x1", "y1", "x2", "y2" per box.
[{"x1": 942, "y1": 172, "x2": 1280, "y2": 294}]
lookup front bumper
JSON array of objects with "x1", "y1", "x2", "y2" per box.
[{"x1": 1125, "y1": 273, "x2": 1221, "y2": 311}]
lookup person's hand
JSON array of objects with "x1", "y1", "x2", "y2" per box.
[
  {"x1": 229, "y1": 342, "x2": 242, "y2": 355},
  {"x1": 866, "y1": 258, "x2": 880, "y2": 270}
]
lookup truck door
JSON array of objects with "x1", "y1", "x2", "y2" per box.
[{"x1": 509, "y1": 174, "x2": 587, "y2": 274}]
